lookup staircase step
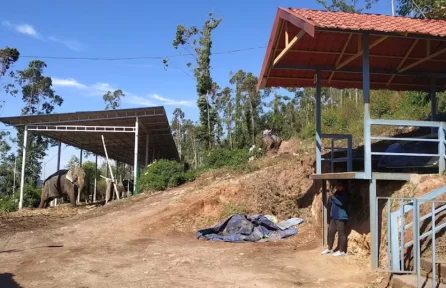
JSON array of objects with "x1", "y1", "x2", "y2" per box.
[
  {"x1": 393, "y1": 274, "x2": 446, "y2": 288},
  {"x1": 421, "y1": 257, "x2": 446, "y2": 283}
]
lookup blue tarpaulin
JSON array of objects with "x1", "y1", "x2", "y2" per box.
[{"x1": 196, "y1": 214, "x2": 303, "y2": 242}]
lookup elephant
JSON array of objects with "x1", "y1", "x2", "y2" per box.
[
  {"x1": 39, "y1": 167, "x2": 85, "y2": 208},
  {"x1": 262, "y1": 134, "x2": 282, "y2": 153}
]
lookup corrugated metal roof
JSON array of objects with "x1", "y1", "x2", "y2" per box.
[{"x1": 0, "y1": 107, "x2": 179, "y2": 167}]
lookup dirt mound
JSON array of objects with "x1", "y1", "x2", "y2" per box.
[{"x1": 278, "y1": 138, "x2": 301, "y2": 155}]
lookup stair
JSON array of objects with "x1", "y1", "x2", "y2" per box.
[{"x1": 392, "y1": 258, "x2": 446, "y2": 288}]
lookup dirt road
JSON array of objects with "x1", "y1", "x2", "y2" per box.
[{"x1": 0, "y1": 188, "x2": 380, "y2": 288}]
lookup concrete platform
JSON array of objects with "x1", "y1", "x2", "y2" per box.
[
  {"x1": 392, "y1": 274, "x2": 446, "y2": 288},
  {"x1": 310, "y1": 172, "x2": 413, "y2": 181}
]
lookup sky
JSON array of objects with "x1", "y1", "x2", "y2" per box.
[{"x1": 0, "y1": 0, "x2": 394, "y2": 179}]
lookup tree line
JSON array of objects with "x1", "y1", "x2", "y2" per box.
[{"x1": 0, "y1": 0, "x2": 445, "y2": 210}]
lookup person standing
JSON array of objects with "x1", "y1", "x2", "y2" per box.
[{"x1": 321, "y1": 180, "x2": 349, "y2": 257}]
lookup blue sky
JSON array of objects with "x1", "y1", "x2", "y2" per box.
[{"x1": 0, "y1": 0, "x2": 393, "y2": 179}]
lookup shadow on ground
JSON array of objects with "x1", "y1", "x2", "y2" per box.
[{"x1": 0, "y1": 273, "x2": 21, "y2": 288}]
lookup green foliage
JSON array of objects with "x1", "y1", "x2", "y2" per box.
[
  {"x1": 103, "y1": 89, "x2": 125, "y2": 110},
  {"x1": 0, "y1": 197, "x2": 17, "y2": 212},
  {"x1": 23, "y1": 184, "x2": 41, "y2": 208},
  {"x1": 397, "y1": 0, "x2": 446, "y2": 19},
  {"x1": 137, "y1": 159, "x2": 187, "y2": 192},
  {"x1": 82, "y1": 161, "x2": 97, "y2": 197},
  {"x1": 316, "y1": 0, "x2": 378, "y2": 12},
  {"x1": 203, "y1": 149, "x2": 250, "y2": 170}
]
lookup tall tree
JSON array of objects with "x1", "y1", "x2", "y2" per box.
[
  {"x1": 171, "y1": 108, "x2": 185, "y2": 160},
  {"x1": 397, "y1": 0, "x2": 446, "y2": 19},
  {"x1": 167, "y1": 12, "x2": 222, "y2": 151},
  {"x1": 219, "y1": 87, "x2": 234, "y2": 149},
  {"x1": 103, "y1": 89, "x2": 125, "y2": 110},
  {"x1": 65, "y1": 155, "x2": 80, "y2": 169},
  {"x1": 14, "y1": 60, "x2": 63, "y2": 186},
  {"x1": 0, "y1": 47, "x2": 19, "y2": 79},
  {"x1": 316, "y1": 0, "x2": 377, "y2": 12}
]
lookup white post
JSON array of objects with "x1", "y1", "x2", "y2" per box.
[
  {"x1": 101, "y1": 135, "x2": 119, "y2": 200},
  {"x1": 12, "y1": 155, "x2": 17, "y2": 203},
  {"x1": 93, "y1": 154, "x2": 98, "y2": 202},
  {"x1": 145, "y1": 134, "x2": 149, "y2": 168},
  {"x1": 77, "y1": 148, "x2": 83, "y2": 204},
  {"x1": 51, "y1": 141, "x2": 62, "y2": 207},
  {"x1": 134, "y1": 117, "x2": 139, "y2": 193},
  {"x1": 19, "y1": 126, "x2": 28, "y2": 210}
]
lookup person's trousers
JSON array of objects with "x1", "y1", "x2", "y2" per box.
[{"x1": 328, "y1": 219, "x2": 347, "y2": 252}]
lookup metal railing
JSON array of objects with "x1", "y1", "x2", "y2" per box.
[
  {"x1": 320, "y1": 133, "x2": 353, "y2": 173},
  {"x1": 368, "y1": 119, "x2": 446, "y2": 175},
  {"x1": 377, "y1": 195, "x2": 446, "y2": 288}
]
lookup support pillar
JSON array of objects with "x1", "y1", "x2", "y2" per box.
[
  {"x1": 315, "y1": 69, "x2": 322, "y2": 174},
  {"x1": 133, "y1": 117, "x2": 139, "y2": 194},
  {"x1": 153, "y1": 147, "x2": 156, "y2": 161},
  {"x1": 431, "y1": 78, "x2": 437, "y2": 134},
  {"x1": 93, "y1": 154, "x2": 98, "y2": 202},
  {"x1": 18, "y1": 126, "x2": 28, "y2": 210},
  {"x1": 370, "y1": 179, "x2": 378, "y2": 269},
  {"x1": 145, "y1": 134, "x2": 149, "y2": 167},
  {"x1": 51, "y1": 141, "x2": 62, "y2": 207},
  {"x1": 322, "y1": 180, "x2": 328, "y2": 247},
  {"x1": 362, "y1": 33, "x2": 372, "y2": 179},
  {"x1": 77, "y1": 148, "x2": 83, "y2": 204}
]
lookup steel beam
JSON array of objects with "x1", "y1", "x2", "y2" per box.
[
  {"x1": 133, "y1": 117, "x2": 139, "y2": 194},
  {"x1": 273, "y1": 64, "x2": 446, "y2": 80},
  {"x1": 18, "y1": 126, "x2": 28, "y2": 210},
  {"x1": 363, "y1": 33, "x2": 372, "y2": 179},
  {"x1": 315, "y1": 69, "x2": 322, "y2": 174},
  {"x1": 370, "y1": 179, "x2": 378, "y2": 270},
  {"x1": 27, "y1": 125, "x2": 136, "y2": 133},
  {"x1": 322, "y1": 180, "x2": 328, "y2": 247}
]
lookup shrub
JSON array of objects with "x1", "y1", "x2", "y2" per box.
[
  {"x1": 137, "y1": 159, "x2": 186, "y2": 193},
  {"x1": 203, "y1": 149, "x2": 250, "y2": 170},
  {"x1": 0, "y1": 197, "x2": 16, "y2": 212},
  {"x1": 23, "y1": 184, "x2": 41, "y2": 208}
]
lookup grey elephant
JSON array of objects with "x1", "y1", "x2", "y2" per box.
[{"x1": 39, "y1": 167, "x2": 85, "y2": 208}]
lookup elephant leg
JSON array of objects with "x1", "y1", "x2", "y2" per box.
[{"x1": 68, "y1": 189, "x2": 77, "y2": 208}]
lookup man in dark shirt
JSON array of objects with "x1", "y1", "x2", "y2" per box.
[{"x1": 321, "y1": 180, "x2": 349, "y2": 257}]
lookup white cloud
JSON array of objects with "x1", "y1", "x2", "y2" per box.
[
  {"x1": 150, "y1": 94, "x2": 194, "y2": 107},
  {"x1": 2, "y1": 20, "x2": 84, "y2": 51},
  {"x1": 50, "y1": 77, "x2": 194, "y2": 107},
  {"x1": 48, "y1": 36, "x2": 84, "y2": 52},
  {"x1": 16, "y1": 24, "x2": 38, "y2": 37},
  {"x1": 52, "y1": 78, "x2": 87, "y2": 89}
]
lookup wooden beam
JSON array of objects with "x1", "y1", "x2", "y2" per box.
[
  {"x1": 329, "y1": 33, "x2": 353, "y2": 83},
  {"x1": 336, "y1": 36, "x2": 388, "y2": 70},
  {"x1": 427, "y1": 39, "x2": 431, "y2": 56},
  {"x1": 285, "y1": 22, "x2": 289, "y2": 46},
  {"x1": 399, "y1": 47, "x2": 446, "y2": 73},
  {"x1": 387, "y1": 39, "x2": 419, "y2": 86},
  {"x1": 268, "y1": 76, "x2": 435, "y2": 88},
  {"x1": 273, "y1": 28, "x2": 305, "y2": 66},
  {"x1": 274, "y1": 48, "x2": 446, "y2": 63},
  {"x1": 265, "y1": 21, "x2": 285, "y2": 84}
]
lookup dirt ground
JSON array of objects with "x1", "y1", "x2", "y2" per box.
[{"x1": 0, "y1": 185, "x2": 384, "y2": 288}]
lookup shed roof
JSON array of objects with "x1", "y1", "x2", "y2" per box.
[
  {"x1": 0, "y1": 107, "x2": 179, "y2": 167},
  {"x1": 257, "y1": 8, "x2": 446, "y2": 92}
]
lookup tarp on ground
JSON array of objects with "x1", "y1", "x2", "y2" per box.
[
  {"x1": 196, "y1": 214, "x2": 303, "y2": 242},
  {"x1": 377, "y1": 141, "x2": 438, "y2": 168}
]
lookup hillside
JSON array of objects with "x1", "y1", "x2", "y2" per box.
[{"x1": 0, "y1": 139, "x2": 445, "y2": 287}]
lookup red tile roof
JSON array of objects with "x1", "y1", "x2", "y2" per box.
[
  {"x1": 256, "y1": 8, "x2": 446, "y2": 92},
  {"x1": 287, "y1": 8, "x2": 446, "y2": 37}
]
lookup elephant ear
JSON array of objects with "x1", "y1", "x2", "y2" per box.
[{"x1": 66, "y1": 169, "x2": 78, "y2": 183}]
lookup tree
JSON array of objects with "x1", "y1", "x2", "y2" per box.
[
  {"x1": 172, "y1": 108, "x2": 185, "y2": 160},
  {"x1": 167, "y1": 12, "x2": 222, "y2": 151},
  {"x1": 0, "y1": 47, "x2": 19, "y2": 79},
  {"x1": 103, "y1": 89, "x2": 125, "y2": 110},
  {"x1": 397, "y1": 0, "x2": 446, "y2": 19},
  {"x1": 14, "y1": 60, "x2": 63, "y2": 186},
  {"x1": 65, "y1": 155, "x2": 80, "y2": 169},
  {"x1": 316, "y1": 0, "x2": 378, "y2": 12}
]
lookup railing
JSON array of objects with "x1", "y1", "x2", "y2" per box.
[
  {"x1": 377, "y1": 194, "x2": 446, "y2": 288},
  {"x1": 368, "y1": 119, "x2": 446, "y2": 176},
  {"x1": 320, "y1": 134, "x2": 353, "y2": 173}
]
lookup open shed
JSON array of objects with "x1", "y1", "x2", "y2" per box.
[
  {"x1": 256, "y1": 7, "x2": 446, "y2": 272},
  {"x1": 0, "y1": 106, "x2": 179, "y2": 209}
]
